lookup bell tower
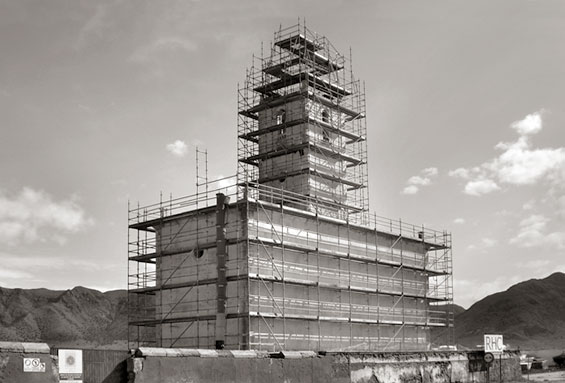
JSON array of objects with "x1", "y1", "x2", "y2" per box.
[{"x1": 238, "y1": 23, "x2": 368, "y2": 218}]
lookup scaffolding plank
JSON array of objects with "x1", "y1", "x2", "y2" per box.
[
  {"x1": 129, "y1": 203, "x2": 219, "y2": 230},
  {"x1": 128, "y1": 238, "x2": 238, "y2": 262},
  {"x1": 253, "y1": 74, "x2": 301, "y2": 95},
  {"x1": 263, "y1": 57, "x2": 300, "y2": 77},
  {"x1": 254, "y1": 72, "x2": 351, "y2": 98},
  {"x1": 248, "y1": 311, "x2": 441, "y2": 327},
  {"x1": 243, "y1": 142, "x2": 361, "y2": 165},
  {"x1": 274, "y1": 34, "x2": 344, "y2": 73},
  {"x1": 129, "y1": 278, "x2": 216, "y2": 294},
  {"x1": 257, "y1": 167, "x2": 362, "y2": 189},
  {"x1": 130, "y1": 314, "x2": 216, "y2": 327},
  {"x1": 238, "y1": 116, "x2": 364, "y2": 143},
  {"x1": 251, "y1": 272, "x2": 447, "y2": 301},
  {"x1": 274, "y1": 33, "x2": 323, "y2": 52},
  {"x1": 238, "y1": 110, "x2": 258, "y2": 120},
  {"x1": 242, "y1": 90, "x2": 363, "y2": 121},
  {"x1": 309, "y1": 92, "x2": 364, "y2": 119},
  {"x1": 246, "y1": 235, "x2": 448, "y2": 276},
  {"x1": 245, "y1": 91, "x2": 305, "y2": 113}
]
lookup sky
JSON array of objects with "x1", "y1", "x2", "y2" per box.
[{"x1": 0, "y1": 0, "x2": 564, "y2": 309}]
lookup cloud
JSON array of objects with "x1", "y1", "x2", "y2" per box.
[
  {"x1": 490, "y1": 138, "x2": 564, "y2": 185},
  {"x1": 453, "y1": 218, "x2": 465, "y2": 224},
  {"x1": 0, "y1": 188, "x2": 93, "y2": 245},
  {"x1": 510, "y1": 214, "x2": 565, "y2": 249},
  {"x1": 450, "y1": 111, "x2": 565, "y2": 194},
  {"x1": 450, "y1": 111, "x2": 565, "y2": 251},
  {"x1": 464, "y1": 179, "x2": 500, "y2": 196},
  {"x1": 422, "y1": 167, "x2": 439, "y2": 177},
  {"x1": 402, "y1": 167, "x2": 438, "y2": 195},
  {"x1": 448, "y1": 168, "x2": 470, "y2": 179},
  {"x1": 166, "y1": 140, "x2": 188, "y2": 157},
  {"x1": 511, "y1": 111, "x2": 542, "y2": 135},
  {"x1": 402, "y1": 185, "x2": 419, "y2": 195}
]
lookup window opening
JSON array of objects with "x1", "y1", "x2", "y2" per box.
[{"x1": 276, "y1": 109, "x2": 286, "y2": 125}]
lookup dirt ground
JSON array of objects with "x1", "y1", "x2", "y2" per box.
[{"x1": 522, "y1": 370, "x2": 565, "y2": 382}]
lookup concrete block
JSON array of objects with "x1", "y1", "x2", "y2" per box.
[
  {"x1": 136, "y1": 347, "x2": 168, "y2": 357},
  {"x1": 0, "y1": 341, "x2": 25, "y2": 353},
  {"x1": 198, "y1": 349, "x2": 218, "y2": 358},
  {"x1": 21, "y1": 342, "x2": 50, "y2": 354},
  {"x1": 229, "y1": 350, "x2": 258, "y2": 358}
]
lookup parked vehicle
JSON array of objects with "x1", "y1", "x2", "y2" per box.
[{"x1": 553, "y1": 351, "x2": 565, "y2": 368}]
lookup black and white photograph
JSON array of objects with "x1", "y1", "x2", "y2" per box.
[{"x1": 0, "y1": 1, "x2": 564, "y2": 382}]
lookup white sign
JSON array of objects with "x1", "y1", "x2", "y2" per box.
[
  {"x1": 23, "y1": 358, "x2": 45, "y2": 372},
  {"x1": 58, "y1": 349, "x2": 83, "y2": 383},
  {"x1": 484, "y1": 334, "x2": 504, "y2": 354}
]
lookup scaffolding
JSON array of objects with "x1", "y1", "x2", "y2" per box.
[
  {"x1": 128, "y1": 22, "x2": 453, "y2": 352},
  {"x1": 128, "y1": 179, "x2": 454, "y2": 351},
  {"x1": 237, "y1": 23, "x2": 368, "y2": 222}
]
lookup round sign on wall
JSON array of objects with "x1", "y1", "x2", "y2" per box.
[{"x1": 484, "y1": 352, "x2": 495, "y2": 364}]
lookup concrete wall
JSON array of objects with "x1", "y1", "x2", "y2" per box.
[
  {"x1": 158, "y1": 207, "x2": 243, "y2": 255},
  {"x1": 259, "y1": 150, "x2": 347, "y2": 182},
  {"x1": 154, "y1": 206, "x2": 249, "y2": 348},
  {"x1": 0, "y1": 342, "x2": 57, "y2": 383},
  {"x1": 159, "y1": 317, "x2": 249, "y2": 350},
  {"x1": 127, "y1": 348, "x2": 522, "y2": 383},
  {"x1": 262, "y1": 173, "x2": 349, "y2": 206}
]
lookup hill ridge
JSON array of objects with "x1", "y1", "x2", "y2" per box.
[
  {"x1": 0, "y1": 285, "x2": 127, "y2": 348},
  {"x1": 455, "y1": 272, "x2": 565, "y2": 349}
]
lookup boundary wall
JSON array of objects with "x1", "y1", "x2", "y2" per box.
[
  {"x1": 0, "y1": 342, "x2": 522, "y2": 383},
  {"x1": 128, "y1": 348, "x2": 522, "y2": 383}
]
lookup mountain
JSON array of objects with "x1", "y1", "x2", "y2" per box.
[
  {"x1": 2, "y1": 273, "x2": 564, "y2": 351},
  {"x1": 451, "y1": 303, "x2": 466, "y2": 317},
  {"x1": 455, "y1": 272, "x2": 565, "y2": 350},
  {"x1": 0, "y1": 286, "x2": 127, "y2": 348}
]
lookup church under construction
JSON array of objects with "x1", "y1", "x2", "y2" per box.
[{"x1": 127, "y1": 23, "x2": 454, "y2": 352}]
